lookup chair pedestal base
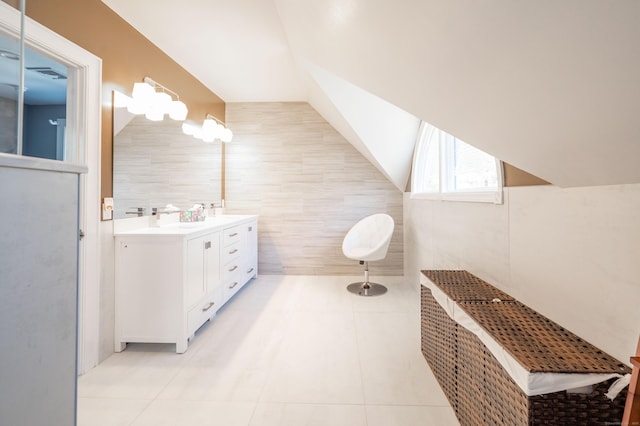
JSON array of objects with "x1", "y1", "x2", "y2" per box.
[{"x1": 347, "y1": 282, "x2": 387, "y2": 297}]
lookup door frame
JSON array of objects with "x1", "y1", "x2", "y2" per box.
[{"x1": 0, "y1": 2, "x2": 102, "y2": 374}]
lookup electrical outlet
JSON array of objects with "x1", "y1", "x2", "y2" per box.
[{"x1": 102, "y1": 197, "x2": 113, "y2": 221}]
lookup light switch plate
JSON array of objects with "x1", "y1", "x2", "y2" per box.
[{"x1": 102, "y1": 197, "x2": 114, "y2": 221}]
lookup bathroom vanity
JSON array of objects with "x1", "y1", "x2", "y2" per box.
[{"x1": 114, "y1": 215, "x2": 258, "y2": 353}]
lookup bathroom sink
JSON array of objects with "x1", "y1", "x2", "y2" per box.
[{"x1": 178, "y1": 222, "x2": 206, "y2": 229}]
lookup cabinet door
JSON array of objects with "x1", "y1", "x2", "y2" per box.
[
  {"x1": 204, "y1": 232, "x2": 222, "y2": 310},
  {"x1": 244, "y1": 220, "x2": 258, "y2": 281},
  {"x1": 185, "y1": 236, "x2": 206, "y2": 309}
]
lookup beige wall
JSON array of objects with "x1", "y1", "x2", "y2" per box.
[
  {"x1": 226, "y1": 102, "x2": 403, "y2": 275},
  {"x1": 404, "y1": 184, "x2": 640, "y2": 364}
]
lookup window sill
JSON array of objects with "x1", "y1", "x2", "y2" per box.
[{"x1": 410, "y1": 190, "x2": 503, "y2": 204}]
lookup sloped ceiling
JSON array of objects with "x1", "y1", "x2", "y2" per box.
[{"x1": 102, "y1": 0, "x2": 640, "y2": 188}]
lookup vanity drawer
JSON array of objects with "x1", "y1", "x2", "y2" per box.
[
  {"x1": 222, "y1": 240, "x2": 242, "y2": 265},
  {"x1": 244, "y1": 263, "x2": 257, "y2": 281},
  {"x1": 187, "y1": 295, "x2": 218, "y2": 337},
  {"x1": 223, "y1": 275, "x2": 243, "y2": 301},
  {"x1": 223, "y1": 225, "x2": 243, "y2": 247}
]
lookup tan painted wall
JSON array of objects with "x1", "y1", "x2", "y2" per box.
[
  {"x1": 504, "y1": 163, "x2": 550, "y2": 187},
  {"x1": 16, "y1": 0, "x2": 225, "y2": 199},
  {"x1": 226, "y1": 102, "x2": 404, "y2": 275}
]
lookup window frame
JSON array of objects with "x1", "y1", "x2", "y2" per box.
[{"x1": 410, "y1": 121, "x2": 504, "y2": 204}]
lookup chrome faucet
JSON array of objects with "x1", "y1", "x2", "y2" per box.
[
  {"x1": 125, "y1": 207, "x2": 145, "y2": 217},
  {"x1": 152, "y1": 207, "x2": 176, "y2": 215}
]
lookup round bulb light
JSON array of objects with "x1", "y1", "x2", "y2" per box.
[
  {"x1": 154, "y1": 91, "x2": 172, "y2": 114},
  {"x1": 202, "y1": 118, "x2": 217, "y2": 132},
  {"x1": 182, "y1": 122, "x2": 196, "y2": 136},
  {"x1": 131, "y1": 82, "x2": 155, "y2": 105},
  {"x1": 127, "y1": 99, "x2": 147, "y2": 115},
  {"x1": 220, "y1": 127, "x2": 233, "y2": 143},
  {"x1": 213, "y1": 123, "x2": 225, "y2": 139},
  {"x1": 169, "y1": 100, "x2": 188, "y2": 120},
  {"x1": 202, "y1": 132, "x2": 216, "y2": 143},
  {"x1": 145, "y1": 105, "x2": 164, "y2": 121}
]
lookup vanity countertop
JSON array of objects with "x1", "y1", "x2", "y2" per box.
[{"x1": 114, "y1": 214, "x2": 257, "y2": 237}]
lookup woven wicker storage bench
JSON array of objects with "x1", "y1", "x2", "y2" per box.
[{"x1": 420, "y1": 270, "x2": 630, "y2": 426}]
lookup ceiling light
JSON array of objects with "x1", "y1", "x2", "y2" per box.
[
  {"x1": 154, "y1": 91, "x2": 172, "y2": 115},
  {"x1": 183, "y1": 113, "x2": 233, "y2": 144},
  {"x1": 220, "y1": 128, "x2": 233, "y2": 143},
  {"x1": 145, "y1": 105, "x2": 164, "y2": 121},
  {"x1": 127, "y1": 99, "x2": 147, "y2": 115},
  {"x1": 132, "y1": 82, "x2": 154, "y2": 105},
  {"x1": 170, "y1": 100, "x2": 188, "y2": 120},
  {"x1": 202, "y1": 117, "x2": 217, "y2": 133},
  {"x1": 128, "y1": 77, "x2": 189, "y2": 122},
  {"x1": 182, "y1": 122, "x2": 197, "y2": 136}
]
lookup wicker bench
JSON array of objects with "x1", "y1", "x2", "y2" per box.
[{"x1": 420, "y1": 270, "x2": 630, "y2": 425}]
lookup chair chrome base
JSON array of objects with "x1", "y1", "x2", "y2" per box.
[{"x1": 347, "y1": 281, "x2": 387, "y2": 297}]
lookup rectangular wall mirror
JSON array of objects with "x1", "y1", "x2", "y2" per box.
[{"x1": 112, "y1": 90, "x2": 223, "y2": 219}]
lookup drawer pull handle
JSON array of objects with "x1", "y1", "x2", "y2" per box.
[
  {"x1": 228, "y1": 249, "x2": 238, "y2": 254},
  {"x1": 229, "y1": 281, "x2": 238, "y2": 289},
  {"x1": 202, "y1": 302, "x2": 215, "y2": 312},
  {"x1": 247, "y1": 268, "x2": 254, "y2": 274},
  {"x1": 228, "y1": 232, "x2": 238, "y2": 237},
  {"x1": 229, "y1": 265, "x2": 238, "y2": 272}
]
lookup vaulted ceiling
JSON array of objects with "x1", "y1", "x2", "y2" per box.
[{"x1": 102, "y1": 0, "x2": 640, "y2": 189}]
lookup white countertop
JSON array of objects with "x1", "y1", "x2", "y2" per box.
[{"x1": 114, "y1": 214, "x2": 257, "y2": 238}]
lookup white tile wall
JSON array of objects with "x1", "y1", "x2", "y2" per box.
[{"x1": 404, "y1": 184, "x2": 640, "y2": 363}]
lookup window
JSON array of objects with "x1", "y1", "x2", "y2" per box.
[
  {"x1": 411, "y1": 122, "x2": 503, "y2": 203},
  {"x1": 0, "y1": 24, "x2": 71, "y2": 162}
]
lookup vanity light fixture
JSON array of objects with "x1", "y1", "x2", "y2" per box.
[
  {"x1": 182, "y1": 113, "x2": 233, "y2": 143},
  {"x1": 126, "y1": 77, "x2": 188, "y2": 121}
]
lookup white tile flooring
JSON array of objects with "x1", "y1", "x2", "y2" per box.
[{"x1": 78, "y1": 275, "x2": 459, "y2": 426}]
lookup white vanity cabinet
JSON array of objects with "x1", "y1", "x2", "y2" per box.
[
  {"x1": 185, "y1": 232, "x2": 222, "y2": 339},
  {"x1": 114, "y1": 215, "x2": 258, "y2": 353},
  {"x1": 221, "y1": 221, "x2": 259, "y2": 302}
]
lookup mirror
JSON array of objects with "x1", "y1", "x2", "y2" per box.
[{"x1": 112, "y1": 90, "x2": 222, "y2": 219}]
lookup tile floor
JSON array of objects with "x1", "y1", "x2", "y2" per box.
[{"x1": 77, "y1": 275, "x2": 459, "y2": 426}]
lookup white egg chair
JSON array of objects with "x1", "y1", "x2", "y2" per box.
[{"x1": 342, "y1": 213, "x2": 395, "y2": 296}]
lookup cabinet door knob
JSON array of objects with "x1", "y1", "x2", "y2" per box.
[{"x1": 204, "y1": 241, "x2": 212, "y2": 249}]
